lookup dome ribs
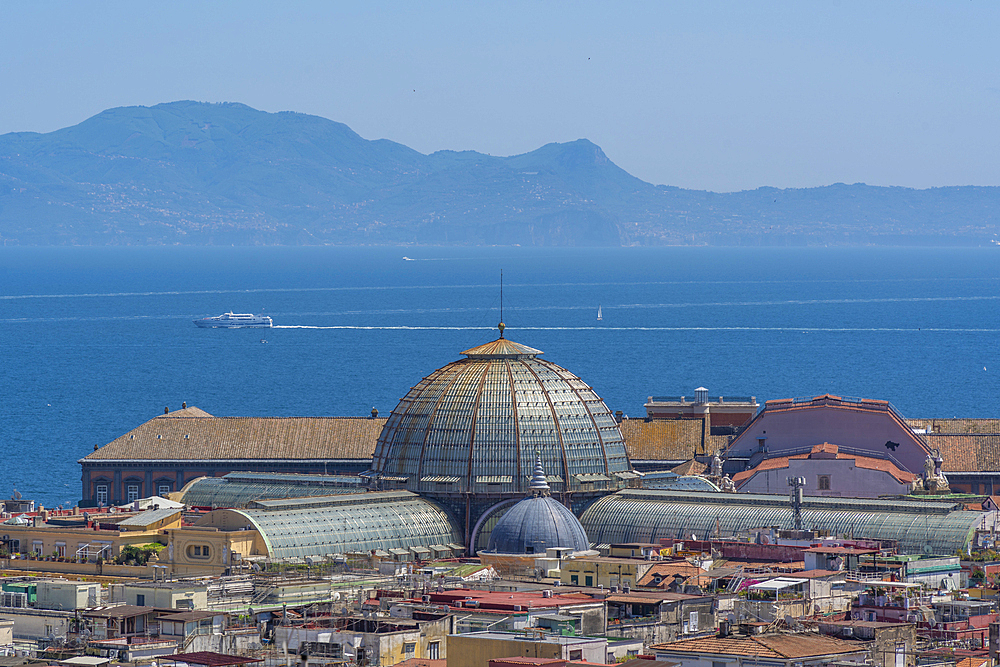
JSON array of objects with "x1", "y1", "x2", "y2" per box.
[
  {"x1": 520, "y1": 361, "x2": 571, "y2": 497},
  {"x1": 537, "y1": 358, "x2": 612, "y2": 480},
  {"x1": 464, "y1": 360, "x2": 494, "y2": 494},
  {"x1": 504, "y1": 360, "x2": 523, "y2": 490},
  {"x1": 414, "y1": 364, "x2": 469, "y2": 488}
]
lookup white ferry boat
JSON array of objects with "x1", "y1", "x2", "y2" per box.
[{"x1": 193, "y1": 312, "x2": 273, "y2": 328}]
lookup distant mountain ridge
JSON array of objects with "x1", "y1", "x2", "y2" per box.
[{"x1": 0, "y1": 101, "x2": 997, "y2": 246}]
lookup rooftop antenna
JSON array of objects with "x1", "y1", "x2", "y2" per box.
[{"x1": 498, "y1": 269, "x2": 505, "y2": 339}]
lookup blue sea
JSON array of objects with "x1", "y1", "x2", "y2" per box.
[{"x1": 1, "y1": 246, "x2": 998, "y2": 509}]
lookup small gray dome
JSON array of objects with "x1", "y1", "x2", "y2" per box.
[{"x1": 485, "y1": 495, "x2": 589, "y2": 554}]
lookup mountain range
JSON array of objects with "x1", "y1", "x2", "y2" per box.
[{"x1": 0, "y1": 101, "x2": 997, "y2": 246}]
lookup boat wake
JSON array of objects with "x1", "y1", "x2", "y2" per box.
[{"x1": 274, "y1": 325, "x2": 1000, "y2": 333}]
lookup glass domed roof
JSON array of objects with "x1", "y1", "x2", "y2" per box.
[{"x1": 368, "y1": 333, "x2": 632, "y2": 496}]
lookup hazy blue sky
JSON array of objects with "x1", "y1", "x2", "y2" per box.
[{"x1": 2, "y1": 1, "x2": 998, "y2": 192}]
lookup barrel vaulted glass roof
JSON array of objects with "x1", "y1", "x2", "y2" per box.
[
  {"x1": 369, "y1": 336, "x2": 632, "y2": 496},
  {"x1": 178, "y1": 472, "x2": 364, "y2": 508},
  {"x1": 197, "y1": 491, "x2": 461, "y2": 559},
  {"x1": 580, "y1": 489, "x2": 984, "y2": 555}
]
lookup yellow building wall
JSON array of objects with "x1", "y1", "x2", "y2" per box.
[
  {"x1": 559, "y1": 559, "x2": 644, "y2": 588},
  {"x1": 446, "y1": 635, "x2": 561, "y2": 667},
  {"x1": 0, "y1": 525, "x2": 165, "y2": 560},
  {"x1": 166, "y1": 527, "x2": 262, "y2": 576}
]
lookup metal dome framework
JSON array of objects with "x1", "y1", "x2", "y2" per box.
[
  {"x1": 368, "y1": 336, "x2": 632, "y2": 499},
  {"x1": 580, "y1": 489, "x2": 983, "y2": 555}
]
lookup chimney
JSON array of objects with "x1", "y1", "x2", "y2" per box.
[
  {"x1": 182, "y1": 401, "x2": 187, "y2": 409},
  {"x1": 615, "y1": 410, "x2": 623, "y2": 424},
  {"x1": 371, "y1": 407, "x2": 379, "y2": 418},
  {"x1": 164, "y1": 407, "x2": 169, "y2": 414},
  {"x1": 719, "y1": 619, "x2": 730, "y2": 637}
]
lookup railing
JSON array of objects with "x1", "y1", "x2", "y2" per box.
[
  {"x1": 76, "y1": 542, "x2": 112, "y2": 561},
  {"x1": 749, "y1": 443, "x2": 909, "y2": 473},
  {"x1": 649, "y1": 396, "x2": 756, "y2": 405},
  {"x1": 844, "y1": 570, "x2": 888, "y2": 583},
  {"x1": 780, "y1": 395, "x2": 913, "y2": 427}
]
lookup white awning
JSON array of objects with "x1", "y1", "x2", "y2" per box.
[
  {"x1": 61, "y1": 658, "x2": 113, "y2": 667},
  {"x1": 748, "y1": 577, "x2": 808, "y2": 591}
]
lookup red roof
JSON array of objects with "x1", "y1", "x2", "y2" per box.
[
  {"x1": 733, "y1": 442, "x2": 916, "y2": 486},
  {"x1": 403, "y1": 587, "x2": 593, "y2": 612}
]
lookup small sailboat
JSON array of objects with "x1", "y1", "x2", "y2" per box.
[{"x1": 597, "y1": 305, "x2": 603, "y2": 321}]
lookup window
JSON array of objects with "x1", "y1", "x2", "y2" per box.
[
  {"x1": 569, "y1": 651, "x2": 583, "y2": 661},
  {"x1": 158, "y1": 484, "x2": 171, "y2": 496},
  {"x1": 818, "y1": 475, "x2": 831, "y2": 490},
  {"x1": 96, "y1": 485, "x2": 108, "y2": 505},
  {"x1": 187, "y1": 544, "x2": 211, "y2": 560},
  {"x1": 570, "y1": 575, "x2": 578, "y2": 585},
  {"x1": 404, "y1": 643, "x2": 415, "y2": 655},
  {"x1": 127, "y1": 484, "x2": 140, "y2": 502},
  {"x1": 136, "y1": 594, "x2": 145, "y2": 606},
  {"x1": 55, "y1": 543, "x2": 66, "y2": 558},
  {"x1": 689, "y1": 611, "x2": 699, "y2": 630},
  {"x1": 585, "y1": 575, "x2": 593, "y2": 587},
  {"x1": 427, "y1": 642, "x2": 439, "y2": 660}
]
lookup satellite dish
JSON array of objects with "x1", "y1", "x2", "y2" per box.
[
  {"x1": 923, "y1": 544, "x2": 934, "y2": 555},
  {"x1": 13, "y1": 489, "x2": 21, "y2": 500}
]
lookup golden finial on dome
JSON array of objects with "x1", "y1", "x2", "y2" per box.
[{"x1": 498, "y1": 322, "x2": 505, "y2": 338}]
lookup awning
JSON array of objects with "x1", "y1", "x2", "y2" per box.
[
  {"x1": 476, "y1": 475, "x2": 512, "y2": 484},
  {"x1": 748, "y1": 577, "x2": 808, "y2": 591},
  {"x1": 615, "y1": 471, "x2": 642, "y2": 479},
  {"x1": 420, "y1": 476, "x2": 461, "y2": 483},
  {"x1": 60, "y1": 658, "x2": 112, "y2": 667}
]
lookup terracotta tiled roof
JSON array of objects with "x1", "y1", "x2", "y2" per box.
[
  {"x1": 621, "y1": 419, "x2": 705, "y2": 460},
  {"x1": 908, "y1": 418, "x2": 1000, "y2": 434},
  {"x1": 924, "y1": 433, "x2": 1000, "y2": 472},
  {"x1": 652, "y1": 632, "x2": 863, "y2": 659},
  {"x1": 161, "y1": 406, "x2": 215, "y2": 418},
  {"x1": 84, "y1": 409, "x2": 386, "y2": 461},
  {"x1": 637, "y1": 561, "x2": 710, "y2": 588},
  {"x1": 670, "y1": 459, "x2": 707, "y2": 476},
  {"x1": 706, "y1": 434, "x2": 733, "y2": 454},
  {"x1": 732, "y1": 443, "x2": 916, "y2": 486},
  {"x1": 955, "y1": 657, "x2": 990, "y2": 667}
]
